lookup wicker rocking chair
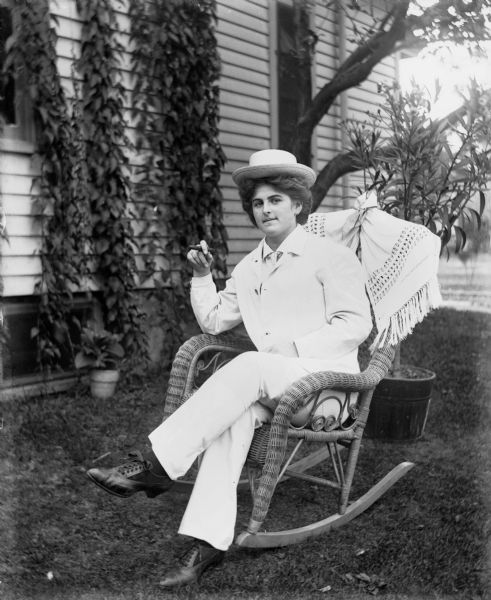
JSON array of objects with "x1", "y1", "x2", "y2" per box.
[{"x1": 162, "y1": 205, "x2": 440, "y2": 548}]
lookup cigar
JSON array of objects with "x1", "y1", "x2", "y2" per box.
[{"x1": 188, "y1": 244, "x2": 214, "y2": 253}]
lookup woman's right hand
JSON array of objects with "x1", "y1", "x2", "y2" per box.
[{"x1": 187, "y1": 240, "x2": 213, "y2": 277}]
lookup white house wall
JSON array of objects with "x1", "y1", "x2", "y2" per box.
[
  {"x1": 0, "y1": 0, "x2": 397, "y2": 297},
  {"x1": 217, "y1": 0, "x2": 271, "y2": 266},
  {"x1": 0, "y1": 148, "x2": 40, "y2": 296}
]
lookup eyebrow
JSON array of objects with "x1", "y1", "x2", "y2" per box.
[{"x1": 252, "y1": 193, "x2": 283, "y2": 202}]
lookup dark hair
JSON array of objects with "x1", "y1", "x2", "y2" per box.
[{"x1": 237, "y1": 175, "x2": 312, "y2": 227}]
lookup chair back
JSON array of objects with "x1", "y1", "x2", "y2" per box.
[{"x1": 303, "y1": 207, "x2": 442, "y2": 351}]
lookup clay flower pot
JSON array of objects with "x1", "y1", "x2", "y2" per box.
[{"x1": 89, "y1": 369, "x2": 120, "y2": 400}]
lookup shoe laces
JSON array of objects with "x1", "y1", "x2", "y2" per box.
[
  {"x1": 116, "y1": 451, "x2": 150, "y2": 477},
  {"x1": 178, "y1": 543, "x2": 221, "y2": 568},
  {"x1": 179, "y1": 544, "x2": 201, "y2": 568}
]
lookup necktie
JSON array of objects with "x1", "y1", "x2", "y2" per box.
[{"x1": 266, "y1": 250, "x2": 283, "y2": 267}]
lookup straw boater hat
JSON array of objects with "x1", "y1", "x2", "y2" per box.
[{"x1": 232, "y1": 149, "x2": 316, "y2": 188}]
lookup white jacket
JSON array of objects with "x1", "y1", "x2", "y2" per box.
[{"x1": 190, "y1": 226, "x2": 372, "y2": 373}]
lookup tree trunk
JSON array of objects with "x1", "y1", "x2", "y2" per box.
[
  {"x1": 292, "y1": 1, "x2": 410, "y2": 202},
  {"x1": 311, "y1": 151, "x2": 363, "y2": 211}
]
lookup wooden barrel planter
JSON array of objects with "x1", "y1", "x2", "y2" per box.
[{"x1": 365, "y1": 366, "x2": 435, "y2": 441}]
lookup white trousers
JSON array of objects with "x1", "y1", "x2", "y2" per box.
[{"x1": 149, "y1": 351, "x2": 317, "y2": 550}]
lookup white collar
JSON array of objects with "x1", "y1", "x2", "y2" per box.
[{"x1": 259, "y1": 225, "x2": 307, "y2": 260}]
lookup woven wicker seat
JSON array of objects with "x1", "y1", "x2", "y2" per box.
[
  {"x1": 162, "y1": 328, "x2": 411, "y2": 547},
  {"x1": 162, "y1": 214, "x2": 421, "y2": 548}
]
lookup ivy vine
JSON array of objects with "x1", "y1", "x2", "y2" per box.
[
  {"x1": 5, "y1": 0, "x2": 91, "y2": 371},
  {"x1": 129, "y1": 0, "x2": 228, "y2": 366},
  {"x1": 76, "y1": 0, "x2": 146, "y2": 358},
  {"x1": 2, "y1": 0, "x2": 226, "y2": 375}
]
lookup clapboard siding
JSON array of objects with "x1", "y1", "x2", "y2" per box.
[
  {"x1": 220, "y1": 103, "x2": 270, "y2": 127},
  {"x1": 219, "y1": 46, "x2": 270, "y2": 76},
  {"x1": 0, "y1": 170, "x2": 35, "y2": 196},
  {"x1": 1, "y1": 255, "x2": 41, "y2": 278},
  {"x1": 2, "y1": 236, "x2": 40, "y2": 258},
  {"x1": 218, "y1": 1, "x2": 268, "y2": 23},
  {"x1": 219, "y1": 77, "x2": 270, "y2": 101},
  {"x1": 0, "y1": 142, "x2": 41, "y2": 294},
  {"x1": 1, "y1": 0, "x2": 399, "y2": 294},
  {"x1": 215, "y1": 0, "x2": 271, "y2": 272},
  {"x1": 217, "y1": 17, "x2": 268, "y2": 46},
  {"x1": 221, "y1": 62, "x2": 270, "y2": 87},
  {"x1": 2, "y1": 215, "x2": 40, "y2": 239},
  {"x1": 216, "y1": 32, "x2": 269, "y2": 62},
  {"x1": 0, "y1": 153, "x2": 34, "y2": 176},
  {"x1": 220, "y1": 117, "x2": 270, "y2": 138},
  {"x1": 1, "y1": 195, "x2": 33, "y2": 216},
  {"x1": 312, "y1": 1, "x2": 397, "y2": 210},
  {"x1": 2, "y1": 276, "x2": 39, "y2": 297},
  {"x1": 221, "y1": 132, "x2": 271, "y2": 151},
  {"x1": 224, "y1": 212, "x2": 252, "y2": 226}
]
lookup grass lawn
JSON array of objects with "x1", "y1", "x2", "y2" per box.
[{"x1": 0, "y1": 307, "x2": 490, "y2": 599}]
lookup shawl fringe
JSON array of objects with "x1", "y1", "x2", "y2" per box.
[
  {"x1": 305, "y1": 195, "x2": 443, "y2": 357},
  {"x1": 370, "y1": 277, "x2": 442, "y2": 352}
]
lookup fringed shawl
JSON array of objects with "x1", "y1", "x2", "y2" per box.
[{"x1": 305, "y1": 192, "x2": 442, "y2": 350}]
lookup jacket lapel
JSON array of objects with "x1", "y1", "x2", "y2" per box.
[
  {"x1": 245, "y1": 227, "x2": 310, "y2": 288},
  {"x1": 264, "y1": 227, "x2": 309, "y2": 279}
]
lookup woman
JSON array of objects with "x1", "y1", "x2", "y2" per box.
[{"x1": 87, "y1": 149, "x2": 372, "y2": 588}]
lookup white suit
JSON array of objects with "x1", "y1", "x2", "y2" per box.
[{"x1": 149, "y1": 226, "x2": 372, "y2": 549}]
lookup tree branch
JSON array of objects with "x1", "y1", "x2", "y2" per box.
[
  {"x1": 293, "y1": 1, "x2": 491, "y2": 207},
  {"x1": 311, "y1": 151, "x2": 362, "y2": 210},
  {"x1": 292, "y1": 1, "x2": 410, "y2": 163}
]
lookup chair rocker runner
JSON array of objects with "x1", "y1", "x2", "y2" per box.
[{"x1": 162, "y1": 193, "x2": 442, "y2": 548}]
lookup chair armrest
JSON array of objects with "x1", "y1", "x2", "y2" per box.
[
  {"x1": 249, "y1": 342, "x2": 396, "y2": 531},
  {"x1": 163, "y1": 332, "x2": 255, "y2": 420},
  {"x1": 271, "y1": 340, "x2": 396, "y2": 435}
]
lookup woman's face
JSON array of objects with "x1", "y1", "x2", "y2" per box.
[{"x1": 252, "y1": 183, "x2": 301, "y2": 248}]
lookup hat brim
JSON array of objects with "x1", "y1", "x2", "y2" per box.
[{"x1": 232, "y1": 163, "x2": 316, "y2": 187}]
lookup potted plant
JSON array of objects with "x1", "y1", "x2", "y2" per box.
[
  {"x1": 75, "y1": 321, "x2": 125, "y2": 399},
  {"x1": 344, "y1": 81, "x2": 490, "y2": 440}
]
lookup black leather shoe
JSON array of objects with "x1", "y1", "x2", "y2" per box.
[
  {"x1": 86, "y1": 451, "x2": 173, "y2": 498},
  {"x1": 159, "y1": 543, "x2": 225, "y2": 588}
]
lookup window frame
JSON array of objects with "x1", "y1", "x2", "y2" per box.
[
  {"x1": 271, "y1": 0, "x2": 315, "y2": 157},
  {"x1": 0, "y1": 0, "x2": 35, "y2": 153}
]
